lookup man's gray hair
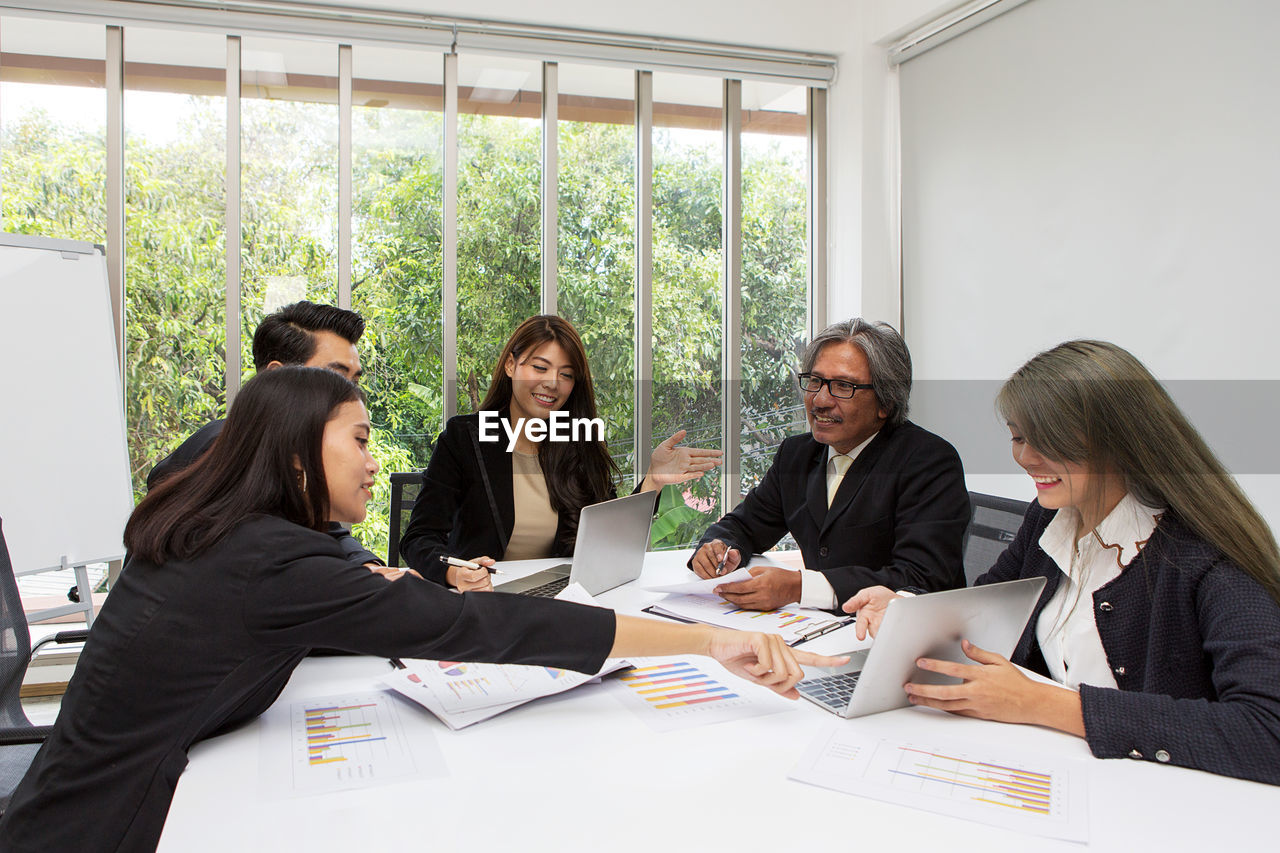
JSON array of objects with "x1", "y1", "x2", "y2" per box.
[{"x1": 799, "y1": 318, "x2": 912, "y2": 426}]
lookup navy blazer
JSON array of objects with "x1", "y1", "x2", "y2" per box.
[
  {"x1": 400, "y1": 411, "x2": 618, "y2": 585},
  {"x1": 697, "y1": 420, "x2": 970, "y2": 603},
  {"x1": 978, "y1": 501, "x2": 1280, "y2": 785}
]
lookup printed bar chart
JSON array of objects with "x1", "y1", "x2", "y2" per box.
[
  {"x1": 890, "y1": 746, "x2": 1053, "y2": 814},
  {"x1": 607, "y1": 656, "x2": 796, "y2": 732},
  {"x1": 303, "y1": 703, "x2": 385, "y2": 766},
  {"x1": 789, "y1": 726, "x2": 1089, "y2": 842},
  {"x1": 720, "y1": 604, "x2": 814, "y2": 629},
  {"x1": 620, "y1": 661, "x2": 740, "y2": 709},
  {"x1": 282, "y1": 692, "x2": 425, "y2": 794}
]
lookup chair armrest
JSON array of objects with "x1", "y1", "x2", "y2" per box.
[
  {"x1": 0, "y1": 725, "x2": 54, "y2": 746},
  {"x1": 30, "y1": 629, "x2": 90, "y2": 657}
]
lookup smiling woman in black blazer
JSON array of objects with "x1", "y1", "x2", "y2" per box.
[
  {"x1": 844, "y1": 341, "x2": 1280, "y2": 786},
  {"x1": 0, "y1": 367, "x2": 838, "y2": 853},
  {"x1": 401, "y1": 315, "x2": 720, "y2": 590}
]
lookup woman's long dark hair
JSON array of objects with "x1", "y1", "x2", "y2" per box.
[
  {"x1": 125, "y1": 367, "x2": 363, "y2": 563},
  {"x1": 479, "y1": 315, "x2": 619, "y2": 529}
]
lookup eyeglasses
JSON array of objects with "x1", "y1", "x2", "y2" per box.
[{"x1": 796, "y1": 373, "x2": 875, "y2": 399}]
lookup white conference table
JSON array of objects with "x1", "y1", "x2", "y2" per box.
[{"x1": 159, "y1": 551, "x2": 1273, "y2": 852}]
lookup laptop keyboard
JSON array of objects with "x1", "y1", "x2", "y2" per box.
[
  {"x1": 798, "y1": 671, "x2": 862, "y2": 712},
  {"x1": 522, "y1": 576, "x2": 571, "y2": 598}
]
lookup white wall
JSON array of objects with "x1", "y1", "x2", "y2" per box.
[{"x1": 852, "y1": 0, "x2": 967, "y2": 326}]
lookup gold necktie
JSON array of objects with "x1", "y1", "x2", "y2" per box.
[{"x1": 828, "y1": 454, "x2": 852, "y2": 507}]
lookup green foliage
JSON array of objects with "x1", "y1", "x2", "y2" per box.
[
  {"x1": 3, "y1": 94, "x2": 808, "y2": 551},
  {"x1": 351, "y1": 428, "x2": 418, "y2": 560},
  {"x1": 649, "y1": 484, "x2": 710, "y2": 551}
]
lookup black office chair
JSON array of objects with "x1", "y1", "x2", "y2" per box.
[
  {"x1": 386, "y1": 472, "x2": 424, "y2": 568},
  {"x1": 960, "y1": 492, "x2": 1030, "y2": 586},
  {"x1": 0, "y1": 517, "x2": 89, "y2": 815}
]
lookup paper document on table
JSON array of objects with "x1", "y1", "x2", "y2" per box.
[
  {"x1": 259, "y1": 689, "x2": 447, "y2": 797},
  {"x1": 640, "y1": 554, "x2": 799, "y2": 594},
  {"x1": 604, "y1": 655, "x2": 798, "y2": 732},
  {"x1": 789, "y1": 723, "x2": 1089, "y2": 842},
  {"x1": 644, "y1": 593, "x2": 850, "y2": 644},
  {"x1": 555, "y1": 580, "x2": 607, "y2": 606},
  {"x1": 384, "y1": 656, "x2": 630, "y2": 729},
  {"x1": 397, "y1": 659, "x2": 603, "y2": 714},
  {"x1": 640, "y1": 566, "x2": 754, "y2": 593}
]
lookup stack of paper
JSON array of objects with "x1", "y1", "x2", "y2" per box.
[
  {"x1": 640, "y1": 558, "x2": 850, "y2": 644},
  {"x1": 383, "y1": 582, "x2": 627, "y2": 729},
  {"x1": 383, "y1": 657, "x2": 629, "y2": 730}
]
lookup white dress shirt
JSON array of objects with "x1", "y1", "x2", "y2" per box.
[
  {"x1": 1035, "y1": 492, "x2": 1162, "y2": 689},
  {"x1": 798, "y1": 432, "x2": 880, "y2": 609}
]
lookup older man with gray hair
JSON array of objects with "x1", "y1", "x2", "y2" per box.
[{"x1": 690, "y1": 318, "x2": 969, "y2": 610}]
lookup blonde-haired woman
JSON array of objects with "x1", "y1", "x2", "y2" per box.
[{"x1": 845, "y1": 340, "x2": 1280, "y2": 785}]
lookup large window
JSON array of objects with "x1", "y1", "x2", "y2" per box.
[
  {"x1": 239, "y1": 36, "x2": 338, "y2": 374},
  {"x1": 739, "y1": 81, "x2": 809, "y2": 494},
  {"x1": 346, "y1": 45, "x2": 445, "y2": 556},
  {"x1": 1, "y1": 17, "x2": 105, "y2": 242},
  {"x1": 350, "y1": 45, "x2": 444, "y2": 464},
  {"x1": 455, "y1": 54, "x2": 542, "y2": 413},
  {"x1": 557, "y1": 63, "x2": 636, "y2": 476},
  {"x1": 0, "y1": 8, "x2": 830, "y2": 554},
  {"x1": 123, "y1": 27, "x2": 226, "y2": 498},
  {"x1": 650, "y1": 72, "x2": 724, "y2": 546}
]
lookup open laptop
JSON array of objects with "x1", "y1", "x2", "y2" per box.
[
  {"x1": 494, "y1": 490, "x2": 657, "y2": 598},
  {"x1": 797, "y1": 577, "x2": 1046, "y2": 718}
]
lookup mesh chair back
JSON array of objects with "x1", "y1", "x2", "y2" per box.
[
  {"x1": 0, "y1": 518, "x2": 33, "y2": 729},
  {"x1": 386, "y1": 472, "x2": 423, "y2": 568},
  {"x1": 961, "y1": 492, "x2": 1030, "y2": 586}
]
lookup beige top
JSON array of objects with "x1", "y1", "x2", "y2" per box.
[{"x1": 504, "y1": 450, "x2": 560, "y2": 560}]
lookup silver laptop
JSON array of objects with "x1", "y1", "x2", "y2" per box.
[
  {"x1": 494, "y1": 490, "x2": 657, "y2": 597},
  {"x1": 797, "y1": 577, "x2": 1046, "y2": 718}
]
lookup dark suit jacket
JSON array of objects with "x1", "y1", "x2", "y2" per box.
[
  {"x1": 400, "y1": 412, "x2": 618, "y2": 586},
  {"x1": 0, "y1": 515, "x2": 614, "y2": 853},
  {"x1": 145, "y1": 418, "x2": 381, "y2": 566},
  {"x1": 977, "y1": 502, "x2": 1280, "y2": 785},
  {"x1": 698, "y1": 420, "x2": 969, "y2": 603}
]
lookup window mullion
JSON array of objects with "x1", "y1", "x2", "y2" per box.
[{"x1": 722, "y1": 78, "x2": 742, "y2": 511}]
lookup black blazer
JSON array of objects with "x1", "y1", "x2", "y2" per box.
[
  {"x1": 0, "y1": 515, "x2": 614, "y2": 853},
  {"x1": 400, "y1": 411, "x2": 617, "y2": 585},
  {"x1": 698, "y1": 420, "x2": 969, "y2": 603},
  {"x1": 978, "y1": 502, "x2": 1280, "y2": 786}
]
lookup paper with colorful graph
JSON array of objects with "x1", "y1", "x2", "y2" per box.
[{"x1": 604, "y1": 655, "x2": 798, "y2": 732}]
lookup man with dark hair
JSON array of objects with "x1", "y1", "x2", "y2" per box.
[
  {"x1": 147, "y1": 301, "x2": 382, "y2": 569},
  {"x1": 250, "y1": 300, "x2": 367, "y2": 374},
  {"x1": 689, "y1": 318, "x2": 969, "y2": 610}
]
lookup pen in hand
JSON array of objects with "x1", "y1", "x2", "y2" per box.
[
  {"x1": 439, "y1": 555, "x2": 502, "y2": 575},
  {"x1": 715, "y1": 546, "x2": 732, "y2": 577}
]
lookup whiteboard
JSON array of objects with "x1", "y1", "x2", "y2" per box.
[{"x1": 0, "y1": 233, "x2": 133, "y2": 572}]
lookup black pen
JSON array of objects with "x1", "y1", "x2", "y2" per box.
[{"x1": 439, "y1": 555, "x2": 501, "y2": 575}]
